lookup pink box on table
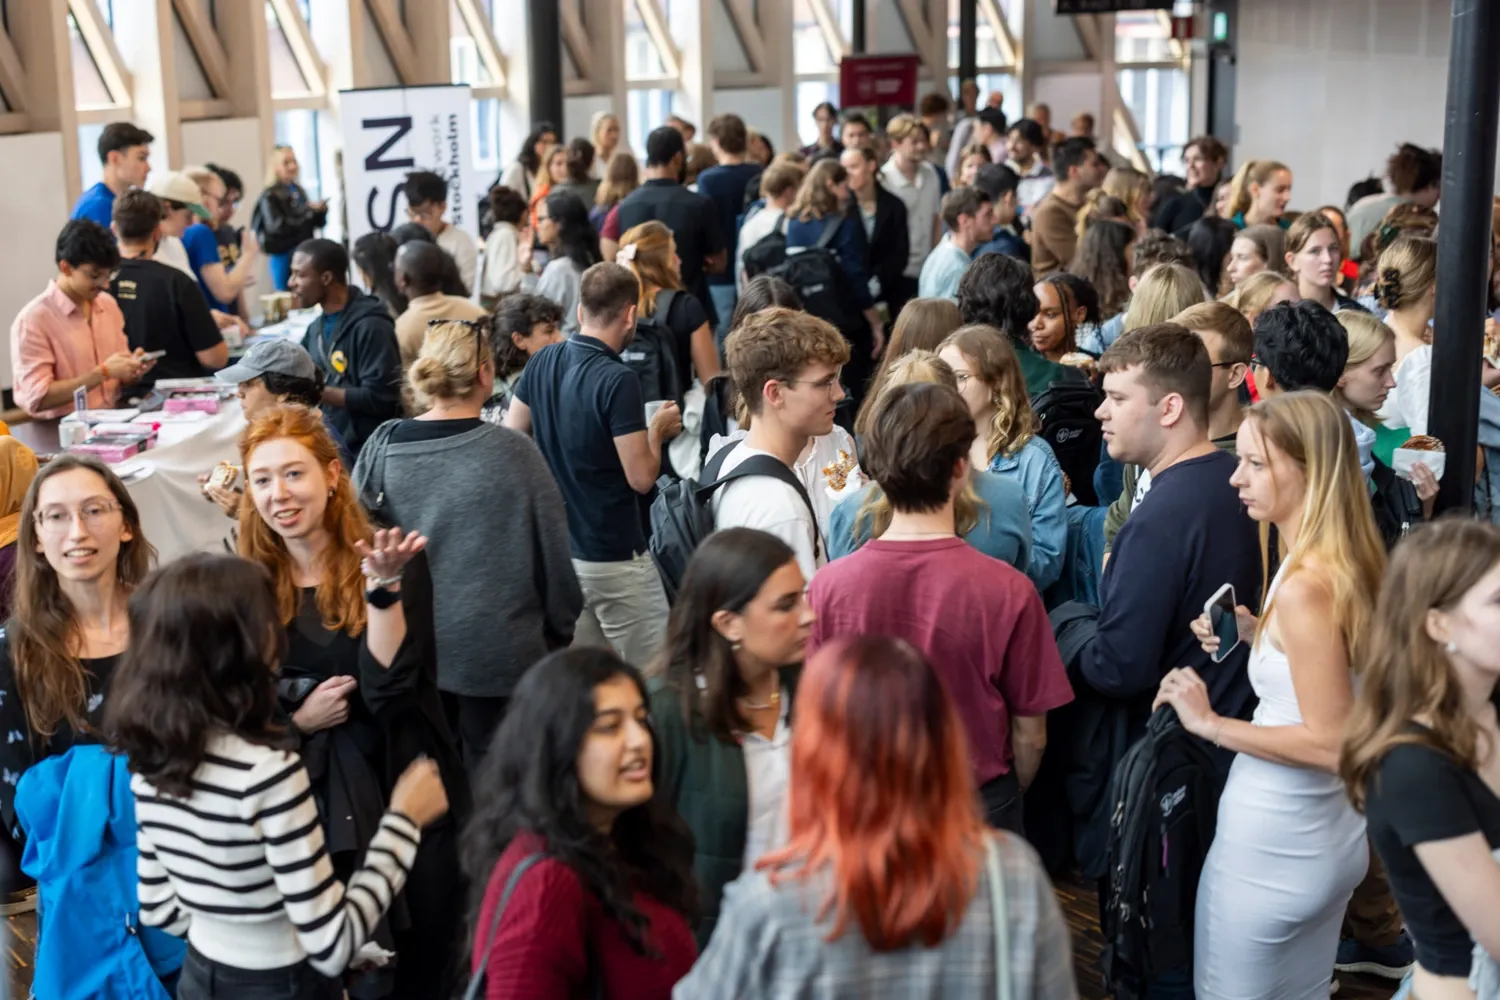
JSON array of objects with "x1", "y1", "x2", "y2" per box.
[
  {"x1": 69, "y1": 432, "x2": 155, "y2": 463},
  {"x1": 164, "y1": 391, "x2": 220, "y2": 414}
]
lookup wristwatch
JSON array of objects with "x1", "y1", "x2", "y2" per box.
[{"x1": 365, "y1": 584, "x2": 402, "y2": 609}]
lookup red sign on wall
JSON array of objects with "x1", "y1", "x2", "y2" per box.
[{"x1": 838, "y1": 54, "x2": 922, "y2": 109}]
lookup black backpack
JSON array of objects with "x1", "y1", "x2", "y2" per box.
[
  {"x1": 1033, "y1": 378, "x2": 1105, "y2": 506},
  {"x1": 619, "y1": 290, "x2": 684, "y2": 407},
  {"x1": 765, "y1": 215, "x2": 865, "y2": 333},
  {"x1": 1100, "y1": 707, "x2": 1220, "y2": 1000},
  {"x1": 649, "y1": 443, "x2": 822, "y2": 604},
  {"x1": 740, "y1": 208, "x2": 788, "y2": 280}
]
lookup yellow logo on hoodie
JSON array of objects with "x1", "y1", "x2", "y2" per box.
[{"x1": 330, "y1": 350, "x2": 348, "y2": 374}]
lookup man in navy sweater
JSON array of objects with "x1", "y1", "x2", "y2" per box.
[{"x1": 1076, "y1": 323, "x2": 1262, "y2": 761}]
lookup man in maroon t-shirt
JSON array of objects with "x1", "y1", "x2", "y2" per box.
[{"x1": 808, "y1": 381, "x2": 1073, "y2": 833}]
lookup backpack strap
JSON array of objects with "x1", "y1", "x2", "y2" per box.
[
  {"x1": 462, "y1": 853, "x2": 551, "y2": 1000},
  {"x1": 814, "y1": 213, "x2": 844, "y2": 250},
  {"x1": 699, "y1": 449, "x2": 824, "y2": 560}
]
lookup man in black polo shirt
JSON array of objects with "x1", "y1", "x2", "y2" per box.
[
  {"x1": 504, "y1": 263, "x2": 683, "y2": 667},
  {"x1": 602, "y1": 126, "x2": 725, "y2": 325},
  {"x1": 109, "y1": 188, "x2": 228, "y2": 388}
]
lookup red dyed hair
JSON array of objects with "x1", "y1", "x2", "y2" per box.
[
  {"x1": 758, "y1": 635, "x2": 988, "y2": 950},
  {"x1": 237, "y1": 404, "x2": 371, "y2": 635}
]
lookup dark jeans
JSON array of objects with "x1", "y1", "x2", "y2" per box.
[
  {"x1": 440, "y1": 692, "x2": 510, "y2": 775},
  {"x1": 178, "y1": 948, "x2": 340, "y2": 1000},
  {"x1": 1342, "y1": 838, "x2": 1403, "y2": 947},
  {"x1": 979, "y1": 770, "x2": 1025, "y2": 835}
]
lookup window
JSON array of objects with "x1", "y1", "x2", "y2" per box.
[
  {"x1": 274, "y1": 109, "x2": 324, "y2": 203},
  {"x1": 796, "y1": 81, "x2": 838, "y2": 148},
  {"x1": 472, "y1": 97, "x2": 501, "y2": 175},
  {"x1": 78, "y1": 123, "x2": 105, "y2": 193},
  {"x1": 625, "y1": 0, "x2": 668, "y2": 80},
  {"x1": 793, "y1": 0, "x2": 837, "y2": 74},
  {"x1": 628, "y1": 89, "x2": 675, "y2": 157},
  {"x1": 1118, "y1": 68, "x2": 1189, "y2": 176}
]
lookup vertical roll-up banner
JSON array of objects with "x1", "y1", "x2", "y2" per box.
[{"x1": 339, "y1": 84, "x2": 477, "y2": 246}]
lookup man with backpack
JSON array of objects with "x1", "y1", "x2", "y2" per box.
[
  {"x1": 710, "y1": 308, "x2": 850, "y2": 581},
  {"x1": 505, "y1": 263, "x2": 682, "y2": 667}
]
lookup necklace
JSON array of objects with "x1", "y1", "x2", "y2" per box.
[{"x1": 738, "y1": 687, "x2": 781, "y2": 711}]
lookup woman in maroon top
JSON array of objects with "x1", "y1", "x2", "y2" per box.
[{"x1": 461, "y1": 647, "x2": 698, "y2": 999}]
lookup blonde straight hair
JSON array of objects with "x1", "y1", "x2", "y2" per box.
[
  {"x1": 1244, "y1": 391, "x2": 1386, "y2": 656},
  {"x1": 1335, "y1": 312, "x2": 1396, "y2": 425},
  {"x1": 1123, "y1": 263, "x2": 1207, "y2": 334}
]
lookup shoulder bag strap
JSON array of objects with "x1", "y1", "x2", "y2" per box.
[
  {"x1": 986, "y1": 836, "x2": 1013, "y2": 1000},
  {"x1": 461, "y1": 852, "x2": 551, "y2": 1000},
  {"x1": 815, "y1": 213, "x2": 844, "y2": 249},
  {"x1": 711, "y1": 453, "x2": 824, "y2": 560}
]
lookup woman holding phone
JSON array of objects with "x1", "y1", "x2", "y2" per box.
[{"x1": 1154, "y1": 391, "x2": 1385, "y2": 1000}]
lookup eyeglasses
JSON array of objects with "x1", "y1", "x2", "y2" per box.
[
  {"x1": 35, "y1": 500, "x2": 122, "y2": 533},
  {"x1": 780, "y1": 373, "x2": 843, "y2": 395}
]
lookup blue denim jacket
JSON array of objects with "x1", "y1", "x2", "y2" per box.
[
  {"x1": 826, "y1": 472, "x2": 1033, "y2": 577},
  {"x1": 988, "y1": 436, "x2": 1068, "y2": 591}
]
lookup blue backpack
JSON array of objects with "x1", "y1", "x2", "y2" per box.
[{"x1": 18, "y1": 744, "x2": 184, "y2": 1000}]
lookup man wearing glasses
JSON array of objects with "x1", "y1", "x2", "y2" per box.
[
  {"x1": 10, "y1": 220, "x2": 150, "y2": 419},
  {"x1": 404, "y1": 170, "x2": 478, "y2": 295}
]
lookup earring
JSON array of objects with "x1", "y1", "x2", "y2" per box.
[
  {"x1": 731, "y1": 640, "x2": 742, "y2": 651},
  {"x1": 327, "y1": 488, "x2": 334, "y2": 498},
  {"x1": 1446, "y1": 640, "x2": 1458, "y2": 654}
]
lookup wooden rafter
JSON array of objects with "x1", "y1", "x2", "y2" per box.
[
  {"x1": 171, "y1": 0, "x2": 230, "y2": 99},
  {"x1": 365, "y1": 0, "x2": 420, "y2": 85},
  {"x1": 561, "y1": 1, "x2": 593, "y2": 80},
  {"x1": 0, "y1": 111, "x2": 30, "y2": 133},
  {"x1": 0, "y1": 26, "x2": 27, "y2": 112},
  {"x1": 807, "y1": 0, "x2": 849, "y2": 61},
  {"x1": 1073, "y1": 13, "x2": 1101, "y2": 62},
  {"x1": 68, "y1": 0, "x2": 133, "y2": 105},
  {"x1": 179, "y1": 98, "x2": 231, "y2": 119},
  {"x1": 979, "y1": 0, "x2": 1017, "y2": 67},
  {"x1": 267, "y1": 0, "x2": 326, "y2": 97},
  {"x1": 631, "y1": 0, "x2": 682, "y2": 81},
  {"x1": 453, "y1": 0, "x2": 507, "y2": 90},
  {"x1": 723, "y1": 0, "x2": 766, "y2": 75}
]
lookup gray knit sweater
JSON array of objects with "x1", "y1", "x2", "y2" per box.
[{"x1": 353, "y1": 420, "x2": 583, "y2": 697}]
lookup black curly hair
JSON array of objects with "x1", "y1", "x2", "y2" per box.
[{"x1": 958, "y1": 252, "x2": 1039, "y2": 349}]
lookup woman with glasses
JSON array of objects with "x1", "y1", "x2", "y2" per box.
[
  {"x1": 239, "y1": 405, "x2": 468, "y2": 997},
  {"x1": 354, "y1": 319, "x2": 581, "y2": 772},
  {"x1": 0, "y1": 455, "x2": 155, "y2": 909}
]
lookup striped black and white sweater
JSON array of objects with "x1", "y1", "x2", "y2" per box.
[{"x1": 132, "y1": 730, "x2": 421, "y2": 977}]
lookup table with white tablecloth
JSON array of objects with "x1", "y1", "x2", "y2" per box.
[{"x1": 10, "y1": 403, "x2": 248, "y2": 564}]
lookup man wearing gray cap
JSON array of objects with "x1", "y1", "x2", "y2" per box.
[{"x1": 216, "y1": 338, "x2": 353, "y2": 466}]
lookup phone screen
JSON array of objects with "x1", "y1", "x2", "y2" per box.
[{"x1": 1208, "y1": 585, "x2": 1240, "y2": 663}]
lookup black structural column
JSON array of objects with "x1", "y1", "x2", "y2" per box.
[
  {"x1": 852, "y1": 0, "x2": 867, "y2": 54},
  {"x1": 958, "y1": 0, "x2": 978, "y2": 89},
  {"x1": 527, "y1": 0, "x2": 564, "y2": 131},
  {"x1": 1430, "y1": 0, "x2": 1500, "y2": 513}
]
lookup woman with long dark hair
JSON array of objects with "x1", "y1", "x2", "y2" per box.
[
  {"x1": 0, "y1": 455, "x2": 154, "y2": 908},
  {"x1": 675, "y1": 635, "x2": 1077, "y2": 998},
  {"x1": 1031, "y1": 272, "x2": 1101, "y2": 363},
  {"x1": 351, "y1": 231, "x2": 405, "y2": 318},
  {"x1": 1187, "y1": 216, "x2": 1238, "y2": 298},
  {"x1": 108, "y1": 554, "x2": 449, "y2": 1000},
  {"x1": 238, "y1": 405, "x2": 467, "y2": 996},
  {"x1": 1341, "y1": 519, "x2": 1500, "y2": 1000},
  {"x1": 462, "y1": 647, "x2": 698, "y2": 997},
  {"x1": 498, "y1": 122, "x2": 558, "y2": 202},
  {"x1": 536, "y1": 190, "x2": 601, "y2": 338},
  {"x1": 647, "y1": 529, "x2": 813, "y2": 946}
]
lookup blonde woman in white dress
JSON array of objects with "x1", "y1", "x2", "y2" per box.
[{"x1": 1154, "y1": 390, "x2": 1386, "y2": 1000}]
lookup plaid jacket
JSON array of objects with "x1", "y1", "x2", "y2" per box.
[{"x1": 672, "y1": 832, "x2": 1079, "y2": 1000}]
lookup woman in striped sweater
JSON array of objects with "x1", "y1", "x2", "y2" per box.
[{"x1": 107, "y1": 553, "x2": 449, "y2": 1000}]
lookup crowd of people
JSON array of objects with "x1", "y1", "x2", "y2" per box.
[{"x1": 0, "y1": 87, "x2": 1495, "y2": 1000}]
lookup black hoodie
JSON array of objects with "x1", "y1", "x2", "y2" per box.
[{"x1": 301, "y1": 287, "x2": 402, "y2": 455}]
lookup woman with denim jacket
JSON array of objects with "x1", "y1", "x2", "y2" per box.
[{"x1": 940, "y1": 325, "x2": 1068, "y2": 591}]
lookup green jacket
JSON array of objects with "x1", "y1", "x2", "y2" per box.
[
  {"x1": 1017, "y1": 344, "x2": 1086, "y2": 399},
  {"x1": 647, "y1": 667, "x2": 799, "y2": 948}
]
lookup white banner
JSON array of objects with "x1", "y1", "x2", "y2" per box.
[{"x1": 338, "y1": 84, "x2": 478, "y2": 246}]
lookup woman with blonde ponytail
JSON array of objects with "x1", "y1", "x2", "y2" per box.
[
  {"x1": 1226, "y1": 159, "x2": 1293, "y2": 230},
  {"x1": 1157, "y1": 390, "x2": 1385, "y2": 1000},
  {"x1": 352, "y1": 318, "x2": 582, "y2": 772}
]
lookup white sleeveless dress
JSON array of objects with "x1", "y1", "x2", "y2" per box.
[{"x1": 1193, "y1": 565, "x2": 1369, "y2": 999}]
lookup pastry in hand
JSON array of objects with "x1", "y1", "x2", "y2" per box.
[
  {"x1": 1401, "y1": 435, "x2": 1444, "y2": 453},
  {"x1": 822, "y1": 449, "x2": 856, "y2": 493},
  {"x1": 209, "y1": 461, "x2": 240, "y2": 490}
]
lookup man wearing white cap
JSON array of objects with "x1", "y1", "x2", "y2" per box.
[{"x1": 147, "y1": 171, "x2": 214, "y2": 281}]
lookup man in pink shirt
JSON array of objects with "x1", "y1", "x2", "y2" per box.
[
  {"x1": 11, "y1": 220, "x2": 148, "y2": 418},
  {"x1": 808, "y1": 380, "x2": 1073, "y2": 834}
]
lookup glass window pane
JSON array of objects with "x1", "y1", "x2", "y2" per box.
[
  {"x1": 266, "y1": 1, "x2": 313, "y2": 96},
  {"x1": 1116, "y1": 11, "x2": 1175, "y2": 63},
  {"x1": 628, "y1": 89, "x2": 674, "y2": 157},
  {"x1": 472, "y1": 97, "x2": 500, "y2": 174},
  {"x1": 68, "y1": 13, "x2": 115, "y2": 108},
  {"x1": 1117, "y1": 68, "x2": 1189, "y2": 175},
  {"x1": 796, "y1": 80, "x2": 838, "y2": 146},
  {"x1": 449, "y1": 0, "x2": 493, "y2": 86},
  {"x1": 78, "y1": 123, "x2": 104, "y2": 192},
  {"x1": 794, "y1": 0, "x2": 835, "y2": 74},
  {"x1": 625, "y1": 0, "x2": 667, "y2": 80},
  {"x1": 274, "y1": 109, "x2": 323, "y2": 203}
]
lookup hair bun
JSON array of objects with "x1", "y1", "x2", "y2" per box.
[{"x1": 1375, "y1": 266, "x2": 1404, "y2": 310}]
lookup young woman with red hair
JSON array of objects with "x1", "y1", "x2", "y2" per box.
[
  {"x1": 674, "y1": 635, "x2": 1076, "y2": 998},
  {"x1": 238, "y1": 404, "x2": 467, "y2": 997}
]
